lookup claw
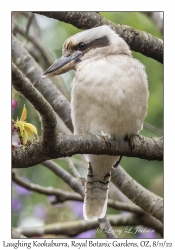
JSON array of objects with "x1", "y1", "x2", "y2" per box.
[
  {"x1": 128, "y1": 134, "x2": 144, "y2": 150},
  {"x1": 96, "y1": 134, "x2": 111, "y2": 147}
]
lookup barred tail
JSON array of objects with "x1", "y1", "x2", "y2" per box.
[{"x1": 83, "y1": 163, "x2": 111, "y2": 221}]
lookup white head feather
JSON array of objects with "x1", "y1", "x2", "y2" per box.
[{"x1": 63, "y1": 25, "x2": 131, "y2": 58}]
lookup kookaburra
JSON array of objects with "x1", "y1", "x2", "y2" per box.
[{"x1": 43, "y1": 25, "x2": 149, "y2": 221}]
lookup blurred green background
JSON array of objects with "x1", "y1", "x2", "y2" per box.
[{"x1": 12, "y1": 12, "x2": 163, "y2": 238}]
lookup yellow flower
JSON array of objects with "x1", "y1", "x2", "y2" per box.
[{"x1": 14, "y1": 105, "x2": 38, "y2": 146}]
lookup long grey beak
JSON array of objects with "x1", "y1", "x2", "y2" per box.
[{"x1": 43, "y1": 51, "x2": 82, "y2": 78}]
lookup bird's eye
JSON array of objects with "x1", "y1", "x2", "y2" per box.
[{"x1": 78, "y1": 42, "x2": 87, "y2": 51}]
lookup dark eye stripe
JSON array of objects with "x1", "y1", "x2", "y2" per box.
[
  {"x1": 89, "y1": 35, "x2": 110, "y2": 49},
  {"x1": 74, "y1": 35, "x2": 110, "y2": 51}
]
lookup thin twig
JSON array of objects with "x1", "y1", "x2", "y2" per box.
[
  {"x1": 42, "y1": 160, "x2": 85, "y2": 197},
  {"x1": 108, "y1": 199, "x2": 143, "y2": 214},
  {"x1": 12, "y1": 171, "x2": 82, "y2": 202},
  {"x1": 66, "y1": 158, "x2": 81, "y2": 179},
  {"x1": 25, "y1": 13, "x2": 34, "y2": 37},
  {"x1": 144, "y1": 122, "x2": 163, "y2": 136},
  {"x1": 56, "y1": 115, "x2": 72, "y2": 134},
  {"x1": 13, "y1": 24, "x2": 53, "y2": 67}
]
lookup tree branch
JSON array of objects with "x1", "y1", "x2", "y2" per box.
[
  {"x1": 15, "y1": 213, "x2": 162, "y2": 237},
  {"x1": 43, "y1": 160, "x2": 117, "y2": 237},
  {"x1": 111, "y1": 166, "x2": 163, "y2": 223},
  {"x1": 12, "y1": 63, "x2": 57, "y2": 146},
  {"x1": 12, "y1": 27, "x2": 163, "y2": 169},
  {"x1": 12, "y1": 170, "x2": 82, "y2": 202},
  {"x1": 12, "y1": 158, "x2": 163, "y2": 231},
  {"x1": 13, "y1": 24, "x2": 53, "y2": 68},
  {"x1": 12, "y1": 12, "x2": 163, "y2": 239},
  {"x1": 11, "y1": 170, "x2": 150, "y2": 214},
  {"x1": 12, "y1": 134, "x2": 163, "y2": 168},
  {"x1": 11, "y1": 169, "x2": 163, "y2": 236},
  {"x1": 12, "y1": 34, "x2": 73, "y2": 132},
  {"x1": 34, "y1": 11, "x2": 163, "y2": 63},
  {"x1": 13, "y1": 158, "x2": 163, "y2": 236}
]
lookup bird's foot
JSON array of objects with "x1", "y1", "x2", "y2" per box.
[
  {"x1": 96, "y1": 133, "x2": 111, "y2": 148},
  {"x1": 127, "y1": 134, "x2": 144, "y2": 150}
]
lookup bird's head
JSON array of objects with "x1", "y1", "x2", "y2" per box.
[{"x1": 43, "y1": 25, "x2": 131, "y2": 77}]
